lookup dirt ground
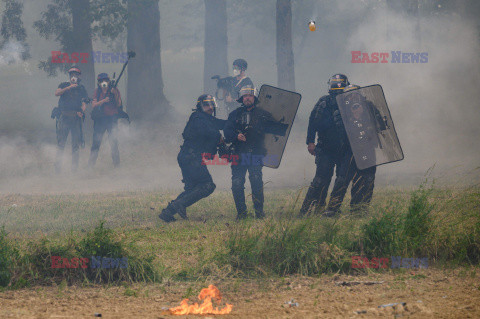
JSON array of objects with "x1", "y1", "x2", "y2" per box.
[{"x1": 0, "y1": 268, "x2": 479, "y2": 318}]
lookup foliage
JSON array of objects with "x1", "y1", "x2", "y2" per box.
[{"x1": 0, "y1": 0, "x2": 30, "y2": 60}]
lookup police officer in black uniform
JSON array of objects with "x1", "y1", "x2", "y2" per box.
[
  {"x1": 159, "y1": 94, "x2": 226, "y2": 222},
  {"x1": 326, "y1": 84, "x2": 381, "y2": 215},
  {"x1": 224, "y1": 85, "x2": 275, "y2": 220},
  {"x1": 299, "y1": 74, "x2": 349, "y2": 216},
  {"x1": 53, "y1": 66, "x2": 88, "y2": 173}
]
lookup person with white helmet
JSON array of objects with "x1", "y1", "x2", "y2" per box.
[{"x1": 53, "y1": 66, "x2": 88, "y2": 173}]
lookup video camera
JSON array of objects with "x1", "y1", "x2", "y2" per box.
[{"x1": 211, "y1": 75, "x2": 236, "y2": 101}]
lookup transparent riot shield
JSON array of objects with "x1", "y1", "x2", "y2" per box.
[
  {"x1": 255, "y1": 85, "x2": 302, "y2": 168},
  {"x1": 336, "y1": 84, "x2": 404, "y2": 170}
]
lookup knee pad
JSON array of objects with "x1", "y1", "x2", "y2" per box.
[
  {"x1": 311, "y1": 176, "x2": 328, "y2": 189},
  {"x1": 204, "y1": 182, "x2": 216, "y2": 196},
  {"x1": 249, "y1": 172, "x2": 263, "y2": 183},
  {"x1": 249, "y1": 174, "x2": 263, "y2": 190},
  {"x1": 232, "y1": 177, "x2": 245, "y2": 191}
]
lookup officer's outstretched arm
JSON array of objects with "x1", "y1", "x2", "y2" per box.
[{"x1": 223, "y1": 113, "x2": 237, "y2": 143}]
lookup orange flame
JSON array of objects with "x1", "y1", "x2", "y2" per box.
[{"x1": 169, "y1": 285, "x2": 233, "y2": 315}]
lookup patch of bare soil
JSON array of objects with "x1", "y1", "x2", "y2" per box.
[{"x1": 0, "y1": 269, "x2": 479, "y2": 318}]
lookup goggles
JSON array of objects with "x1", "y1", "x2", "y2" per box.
[{"x1": 198, "y1": 98, "x2": 217, "y2": 108}]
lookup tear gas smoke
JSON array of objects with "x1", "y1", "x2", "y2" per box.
[{"x1": 0, "y1": 1, "x2": 478, "y2": 195}]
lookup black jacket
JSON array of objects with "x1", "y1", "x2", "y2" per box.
[
  {"x1": 57, "y1": 82, "x2": 88, "y2": 112},
  {"x1": 181, "y1": 110, "x2": 225, "y2": 155},
  {"x1": 306, "y1": 93, "x2": 347, "y2": 153},
  {"x1": 224, "y1": 104, "x2": 276, "y2": 155}
]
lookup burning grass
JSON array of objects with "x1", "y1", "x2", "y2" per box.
[{"x1": 168, "y1": 284, "x2": 233, "y2": 315}]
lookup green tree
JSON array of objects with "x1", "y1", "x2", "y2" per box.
[
  {"x1": 0, "y1": 0, "x2": 30, "y2": 60},
  {"x1": 34, "y1": 0, "x2": 126, "y2": 94}
]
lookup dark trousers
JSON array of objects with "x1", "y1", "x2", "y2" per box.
[
  {"x1": 55, "y1": 115, "x2": 82, "y2": 173},
  {"x1": 88, "y1": 116, "x2": 119, "y2": 167},
  {"x1": 160, "y1": 149, "x2": 216, "y2": 220},
  {"x1": 300, "y1": 148, "x2": 336, "y2": 215},
  {"x1": 173, "y1": 149, "x2": 216, "y2": 208},
  {"x1": 327, "y1": 151, "x2": 376, "y2": 213},
  {"x1": 231, "y1": 161, "x2": 264, "y2": 217}
]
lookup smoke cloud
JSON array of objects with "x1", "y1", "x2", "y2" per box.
[{"x1": 0, "y1": 0, "x2": 478, "y2": 195}]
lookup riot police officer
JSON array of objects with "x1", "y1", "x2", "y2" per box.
[
  {"x1": 299, "y1": 74, "x2": 349, "y2": 216},
  {"x1": 88, "y1": 73, "x2": 122, "y2": 168},
  {"x1": 224, "y1": 85, "x2": 275, "y2": 220},
  {"x1": 53, "y1": 66, "x2": 88, "y2": 173},
  {"x1": 159, "y1": 95, "x2": 226, "y2": 222},
  {"x1": 326, "y1": 85, "x2": 379, "y2": 215}
]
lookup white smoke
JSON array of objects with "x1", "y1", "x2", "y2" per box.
[
  {"x1": 0, "y1": 40, "x2": 26, "y2": 65},
  {"x1": 0, "y1": 40, "x2": 32, "y2": 74}
]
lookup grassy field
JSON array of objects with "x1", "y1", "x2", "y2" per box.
[
  {"x1": 0, "y1": 181, "x2": 479, "y2": 288},
  {"x1": 0, "y1": 183, "x2": 479, "y2": 317}
]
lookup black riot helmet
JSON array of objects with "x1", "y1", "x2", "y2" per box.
[
  {"x1": 329, "y1": 81, "x2": 347, "y2": 95},
  {"x1": 344, "y1": 84, "x2": 360, "y2": 93},
  {"x1": 328, "y1": 74, "x2": 349, "y2": 87},
  {"x1": 233, "y1": 58, "x2": 248, "y2": 71},
  {"x1": 196, "y1": 94, "x2": 217, "y2": 116}
]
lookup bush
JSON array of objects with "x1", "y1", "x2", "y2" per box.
[
  {"x1": 225, "y1": 217, "x2": 350, "y2": 276},
  {"x1": 402, "y1": 184, "x2": 434, "y2": 255},
  {"x1": 361, "y1": 204, "x2": 402, "y2": 257},
  {"x1": 0, "y1": 227, "x2": 19, "y2": 288},
  {"x1": 15, "y1": 222, "x2": 158, "y2": 286}
]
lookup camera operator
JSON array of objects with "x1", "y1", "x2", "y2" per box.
[
  {"x1": 224, "y1": 59, "x2": 253, "y2": 113},
  {"x1": 88, "y1": 73, "x2": 122, "y2": 168}
]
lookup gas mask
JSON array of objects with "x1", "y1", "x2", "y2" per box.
[
  {"x1": 69, "y1": 71, "x2": 80, "y2": 84},
  {"x1": 100, "y1": 81, "x2": 109, "y2": 89}
]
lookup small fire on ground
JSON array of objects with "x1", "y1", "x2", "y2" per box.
[{"x1": 169, "y1": 285, "x2": 233, "y2": 315}]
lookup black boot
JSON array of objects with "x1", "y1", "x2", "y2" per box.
[
  {"x1": 173, "y1": 182, "x2": 216, "y2": 219},
  {"x1": 159, "y1": 202, "x2": 177, "y2": 223},
  {"x1": 252, "y1": 188, "x2": 265, "y2": 219},
  {"x1": 300, "y1": 178, "x2": 329, "y2": 217},
  {"x1": 232, "y1": 186, "x2": 247, "y2": 220}
]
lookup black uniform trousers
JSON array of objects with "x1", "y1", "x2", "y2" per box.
[
  {"x1": 173, "y1": 148, "x2": 216, "y2": 209},
  {"x1": 55, "y1": 114, "x2": 83, "y2": 173},
  {"x1": 231, "y1": 159, "x2": 264, "y2": 218},
  {"x1": 326, "y1": 150, "x2": 376, "y2": 213}
]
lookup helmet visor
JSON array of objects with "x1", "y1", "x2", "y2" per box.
[{"x1": 200, "y1": 98, "x2": 217, "y2": 109}]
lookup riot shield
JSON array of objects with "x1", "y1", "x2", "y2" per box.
[
  {"x1": 336, "y1": 84, "x2": 404, "y2": 170},
  {"x1": 255, "y1": 85, "x2": 302, "y2": 168}
]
